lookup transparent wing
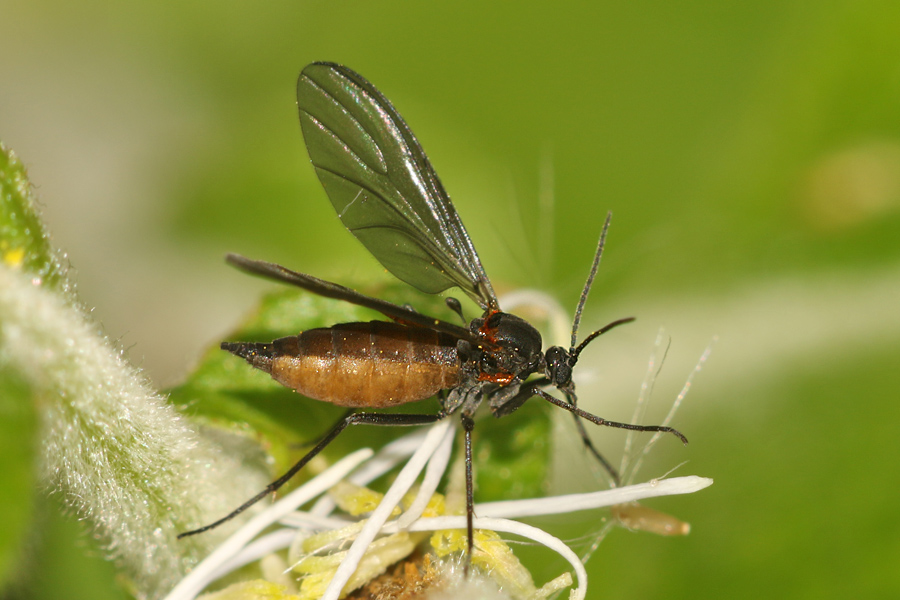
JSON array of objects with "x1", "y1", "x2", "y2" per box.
[
  {"x1": 297, "y1": 62, "x2": 498, "y2": 312},
  {"x1": 225, "y1": 254, "x2": 477, "y2": 342}
]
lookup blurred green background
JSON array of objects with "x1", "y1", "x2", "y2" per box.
[{"x1": 2, "y1": 1, "x2": 899, "y2": 598}]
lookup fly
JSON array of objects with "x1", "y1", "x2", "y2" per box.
[{"x1": 178, "y1": 62, "x2": 688, "y2": 561}]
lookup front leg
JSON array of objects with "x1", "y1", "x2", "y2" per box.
[
  {"x1": 489, "y1": 378, "x2": 622, "y2": 484},
  {"x1": 560, "y1": 389, "x2": 621, "y2": 485},
  {"x1": 488, "y1": 376, "x2": 550, "y2": 418}
]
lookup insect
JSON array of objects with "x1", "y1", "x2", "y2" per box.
[{"x1": 178, "y1": 62, "x2": 688, "y2": 559}]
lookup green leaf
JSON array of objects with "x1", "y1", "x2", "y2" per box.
[
  {"x1": 0, "y1": 143, "x2": 67, "y2": 292},
  {"x1": 0, "y1": 366, "x2": 37, "y2": 588},
  {"x1": 473, "y1": 401, "x2": 550, "y2": 502},
  {"x1": 0, "y1": 142, "x2": 54, "y2": 591}
]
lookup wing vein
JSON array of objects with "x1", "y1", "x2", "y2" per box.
[{"x1": 297, "y1": 62, "x2": 499, "y2": 310}]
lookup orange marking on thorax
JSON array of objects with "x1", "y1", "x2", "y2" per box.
[
  {"x1": 478, "y1": 371, "x2": 514, "y2": 385},
  {"x1": 478, "y1": 310, "x2": 501, "y2": 343}
]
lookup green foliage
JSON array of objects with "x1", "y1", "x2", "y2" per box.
[
  {"x1": 474, "y1": 402, "x2": 551, "y2": 501},
  {"x1": 0, "y1": 367, "x2": 36, "y2": 588},
  {"x1": 0, "y1": 144, "x2": 66, "y2": 292},
  {"x1": 0, "y1": 143, "x2": 49, "y2": 592}
]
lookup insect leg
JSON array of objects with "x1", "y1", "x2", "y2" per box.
[
  {"x1": 534, "y1": 389, "x2": 689, "y2": 444},
  {"x1": 491, "y1": 378, "x2": 621, "y2": 484},
  {"x1": 294, "y1": 408, "x2": 354, "y2": 450},
  {"x1": 461, "y1": 412, "x2": 476, "y2": 574},
  {"x1": 178, "y1": 411, "x2": 445, "y2": 539},
  {"x1": 561, "y1": 389, "x2": 621, "y2": 485}
]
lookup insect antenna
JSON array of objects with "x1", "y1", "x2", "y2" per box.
[
  {"x1": 569, "y1": 211, "x2": 613, "y2": 351},
  {"x1": 570, "y1": 316, "x2": 636, "y2": 364},
  {"x1": 553, "y1": 211, "x2": 683, "y2": 484},
  {"x1": 565, "y1": 211, "x2": 635, "y2": 368}
]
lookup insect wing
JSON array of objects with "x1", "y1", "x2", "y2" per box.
[
  {"x1": 225, "y1": 254, "x2": 476, "y2": 342},
  {"x1": 297, "y1": 62, "x2": 498, "y2": 312}
]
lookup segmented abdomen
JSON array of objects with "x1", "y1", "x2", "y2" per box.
[{"x1": 223, "y1": 321, "x2": 460, "y2": 408}]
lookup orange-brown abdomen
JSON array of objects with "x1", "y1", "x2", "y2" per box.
[{"x1": 223, "y1": 321, "x2": 460, "y2": 408}]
